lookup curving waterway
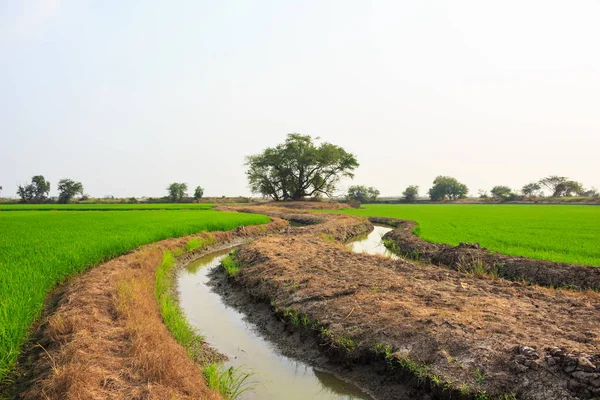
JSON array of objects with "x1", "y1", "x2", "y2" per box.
[{"x1": 177, "y1": 224, "x2": 395, "y2": 399}]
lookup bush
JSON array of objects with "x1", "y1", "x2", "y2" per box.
[
  {"x1": 347, "y1": 199, "x2": 361, "y2": 209},
  {"x1": 402, "y1": 185, "x2": 419, "y2": 202}
]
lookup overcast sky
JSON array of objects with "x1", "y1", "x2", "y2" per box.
[{"x1": 1, "y1": 1, "x2": 599, "y2": 198}]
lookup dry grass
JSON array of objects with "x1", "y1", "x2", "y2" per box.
[
  {"x1": 8, "y1": 218, "x2": 287, "y2": 400},
  {"x1": 233, "y1": 232, "x2": 600, "y2": 398}
]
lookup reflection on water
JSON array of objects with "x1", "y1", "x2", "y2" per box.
[
  {"x1": 178, "y1": 251, "x2": 373, "y2": 400},
  {"x1": 347, "y1": 225, "x2": 398, "y2": 259}
]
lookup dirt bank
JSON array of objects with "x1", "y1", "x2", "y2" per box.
[
  {"x1": 207, "y1": 266, "x2": 418, "y2": 400},
  {"x1": 213, "y1": 205, "x2": 600, "y2": 400},
  {"x1": 372, "y1": 217, "x2": 600, "y2": 291},
  {"x1": 1, "y1": 218, "x2": 287, "y2": 400}
]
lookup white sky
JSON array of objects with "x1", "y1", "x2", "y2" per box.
[{"x1": 1, "y1": 1, "x2": 599, "y2": 198}]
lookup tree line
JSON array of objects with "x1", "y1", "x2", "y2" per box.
[
  {"x1": 166, "y1": 183, "x2": 204, "y2": 202},
  {"x1": 10, "y1": 176, "x2": 206, "y2": 204},
  {"x1": 346, "y1": 174, "x2": 598, "y2": 204},
  {"x1": 14, "y1": 176, "x2": 84, "y2": 204},
  {"x1": 6, "y1": 135, "x2": 598, "y2": 204}
]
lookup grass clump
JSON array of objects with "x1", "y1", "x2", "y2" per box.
[
  {"x1": 318, "y1": 233, "x2": 336, "y2": 242},
  {"x1": 186, "y1": 234, "x2": 215, "y2": 252},
  {"x1": 221, "y1": 251, "x2": 241, "y2": 277},
  {"x1": 203, "y1": 363, "x2": 255, "y2": 400}
]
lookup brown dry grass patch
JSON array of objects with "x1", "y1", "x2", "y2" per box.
[
  {"x1": 8, "y1": 218, "x2": 287, "y2": 400},
  {"x1": 233, "y1": 233, "x2": 600, "y2": 399}
]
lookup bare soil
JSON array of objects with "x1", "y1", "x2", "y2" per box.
[{"x1": 221, "y1": 205, "x2": 600, "y2": 399}]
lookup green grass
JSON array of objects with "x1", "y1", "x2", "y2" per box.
[
  {"x1": 0, "y1": 209, "x2": 269, "y2": 381},
  {"x1": 0, "y1": 203, "x2": 215, "y2": 211},
  {"x1": 324, "y1": 204, "x2": 600, "y2": 266},
  {"x1": 221, "y1": 251, "x2": 241, "y2": 277},
  {"x1": 203, "y1": 363, "x2": 255, "y2": 399},
  {"x1": 155, "y1": 250, "x2": 205, "y2": 358}
]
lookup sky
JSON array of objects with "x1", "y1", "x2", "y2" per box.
[{"x1": 1, "y1": 0, "x2": 599, "y2": 198}]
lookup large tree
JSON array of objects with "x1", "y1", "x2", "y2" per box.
[
  {"x1": 538, "y1": 176, "x2": 584, "y2": 197},
  {"x1": 167, "y1": 182, "x2": 188, "y2": 202},
  {"x1": 402, "y1": 185, "x2": 419, "y2": 202},
  {"x1": 490, "y1": 185, "x2": 514, "y2": 201},
  {"x1": 522, "y1": 182, "x2": 541, "y2": 196},
  {"x1": 538, "y1": 176, "x2": 567, "y2": 197},
  {"x1": 193, "y1": 186, "x2": 204, "y2": 201},
  {"x1": 555, "y1": 180, "x2": 584, "y2": 197},
  {"x1": 17, "y1": 175, "x2": 51, "y2": 203},
  {"x1": 428, "y1": 176, "x2": 468, "y2": 201},
  {"x1": 57, "y1": 179, "x2": 83, "y2": 203},
  {"x1": 346, "y1": 185, "x2": 380, "y2": 203},
  {"x1": 245, "y1": 134, "x2": 359, "y2": 201}
]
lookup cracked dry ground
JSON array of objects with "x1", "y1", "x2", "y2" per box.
[{"x1": 227, "y1": 207, "x2": 600, "y2": 400}]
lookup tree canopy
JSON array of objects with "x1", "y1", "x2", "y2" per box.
[
  {"x1": 521, "y1": 182, "x2": 541, "y2": 196},
  {"x1": 346, "y1": 185, "x2": 380, "y2": 203},
  {"x1": 167, "y1": 183, "x2": 188, "y2": 202},
  {"x1": 17, "y1": 175, "x2": 51, "y2": 203},
  {"x1": 428, "y1": 176, "x2": 468, "y2": 201},
  {"x1": 490, "y1": 185, "x2": 514, "y2": 201},
  {"x1": 538, "y1": 176, "x2": 584, "y2": 197},
  {"x1": 245, "y1": 134, "x2": 359, "y2": 201},
  {"x1": 193, "y1": 186, "x2": 204, "y2": 201},
  {"x1": 57, "y1": 179, "x2": 84, "y2": 203},
  {"x1": 402, "y1": 185, "x2": 419, "y2": 202}
]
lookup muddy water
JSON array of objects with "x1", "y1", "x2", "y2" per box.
[
  {"x1": 178, "y1": 250, "x2": 373, "y2": 400},
  {"x1": 347, "y1": 225, "x2": 398, "y2": 259}
]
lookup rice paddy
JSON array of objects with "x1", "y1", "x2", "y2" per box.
[
  {"x1": 0, "y1": 209, "x2": 269, "y2": 380},
  {"x1": 0, "y1": 203, "x2": 215, "y2": 211},
  {"x1": 327, "y1": 204, "x2": 600, "y2": 266}
]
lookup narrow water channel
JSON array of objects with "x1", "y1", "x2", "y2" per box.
[
  {"x1": 178, "y1": 250, "x2": 374, "y2": 400},
  {"x1": 177, "y1": 224, "x2": 397, "y2": 400},
  {"x1": 346, "y1": 225, "x2": 397, "y2": 259}
]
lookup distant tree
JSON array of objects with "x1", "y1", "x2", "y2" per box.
[
  {"x1": 478, "y1": 189, "x2": 489, "y2": 199},
  {"x1": 428, "y1": 176, "x2": 468, "y2": 201},
  {"x1": 193, "y1": 186, "x2": 204, "y2": 201},
  {"x1": 521, "y1": 182, "x2": 541, "y2": 197},
  {"x1": 167, "y1": 182, "x2": 188, "y2": 202},
  {"x1": 245, "y1": 133, "x2": 359, "y2": 201},
  {"x1": 57, "y1": 179, "x2": 84, "y2": 203},
  {"x1": 346, "y1": 185, "x2": 380, "y2": 203},
  {"x1": 538, "y1": 176, "x2": 568, "y2": 197},
  {"x1": 490, "y1": 185, "x2": 514, "y2": 201},
  {"x1": 554, "y1": 180, "x2": 584, "y2": 197},
  {"x1": 402, "y1": 185, "x2": 419, "y2": 202},
  {"x1": 17, "y1": 175, "x2": 51, "y2": 203},
  {"x1": 582, "y1": 187, "x2": 599, "y2": 198}
]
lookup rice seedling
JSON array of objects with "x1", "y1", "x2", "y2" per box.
[
  {"x1": 324, "y1": 204, "x2": 600, "y2": 266},
  {"x1": 0, "y1": 209, "x2": 269, "y2": 380},
  {"x1": 0, "y1": 203, "x2": 215, "y2": 211}
]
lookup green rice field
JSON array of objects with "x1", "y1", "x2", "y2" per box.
[
  {"x1": 0, "y1": 209, "x2": 269, "y2": 380},
  {"x1": 0, "y1": 203, "x2": 215, "y2": 211},
  {"x1": 328, "y1": 204, "x2": 600, "y2": 267}
]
